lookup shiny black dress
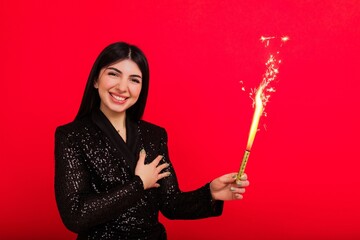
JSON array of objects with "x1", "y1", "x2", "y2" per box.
[{"x1": 55, "y1": 110, "x2": 223, "y2": 239}]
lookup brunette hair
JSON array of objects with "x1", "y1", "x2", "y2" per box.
[{"x1": 75, "y1": 42, "x2": 149, "y2": 121}]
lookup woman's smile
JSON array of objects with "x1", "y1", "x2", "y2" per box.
[{"x1": 109, "y1": 92, "x2": 128, "y2": 103}]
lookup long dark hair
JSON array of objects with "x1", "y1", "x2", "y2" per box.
[{"x1": 75, "y1": 42, "x2": 149, "y2": 121}]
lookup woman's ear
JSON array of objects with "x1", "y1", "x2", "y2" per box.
[{"x1": 94, "y1": 81, "x2": 98, "y2": 89}]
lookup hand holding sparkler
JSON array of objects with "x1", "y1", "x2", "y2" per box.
[{"x1": 210, "y1": 173, "x2": 249, "y2": 200}]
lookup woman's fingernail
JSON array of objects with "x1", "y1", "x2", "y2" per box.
[
  {"x1": 230, "y1": 187, "x2": 236, "y2": 192},
  {"x1": 236, "y1": 194, "x2": 243, "y2": 199}
]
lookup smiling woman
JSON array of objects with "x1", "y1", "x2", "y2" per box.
[
  {"x1": 54, "y1": 42, "x2": 250, "y2": 240},
  {"x1": 95, "y1": 60, "x2": 143, "y2": 141}
]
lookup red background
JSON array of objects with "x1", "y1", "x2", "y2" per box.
[{"x1": 1, "y1": 0, "x2": 360, "y2": 239}]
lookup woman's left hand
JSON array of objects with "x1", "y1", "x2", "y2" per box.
[{"x1": 210, "y1": 173, "x2": 249, "y2": 200}]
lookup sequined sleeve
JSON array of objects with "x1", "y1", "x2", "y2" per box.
[
  {"x1": 54, "y1": 127, "x2": 145, "y2": 233},
  {"x1": 157, "y1": 129, "x2": 224, "y2": 219}
]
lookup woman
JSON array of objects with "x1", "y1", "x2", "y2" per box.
[{"x1": 55, "y1": 42, "x2": 249, "y2": 239}]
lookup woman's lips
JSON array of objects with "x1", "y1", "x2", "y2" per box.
[{"x1": 110, "y1": 93, "x2": 128, "y2": 103}]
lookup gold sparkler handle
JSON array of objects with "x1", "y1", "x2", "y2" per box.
[{"x1": 236, "y1": 150, "x2": 250, "y2": 182}]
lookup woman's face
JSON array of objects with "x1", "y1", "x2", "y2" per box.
[{"x1": 95, "y1": 59, "x2": 142, "y2": 117}]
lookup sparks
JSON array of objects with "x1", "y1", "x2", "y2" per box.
[
  {"x1": 237, "y1": 35, "x2": 289, "y2": 179},
  {"x1": 281, "y1": 36, "x2": 289, "y2": 42},
  {"x1": 260, "y1": 36, "x2": 275, "y2": 47},
  {"x1": 244, "y1": 36, "x2": 288, "y2": 135},
  {"x1": 246, "y1": 85, "x2": 264, "y2": 150},
  {"x1": 248, "y1": 35, "x2": 288, "y2": 147}
]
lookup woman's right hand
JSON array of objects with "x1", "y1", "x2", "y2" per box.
[{"x1": 135, "y1": 149, "x2": 170, "y2": 190}]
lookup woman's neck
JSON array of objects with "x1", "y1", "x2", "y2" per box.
[{"x1": 100, "y1": 107, "x2": 127, "y2": 141}]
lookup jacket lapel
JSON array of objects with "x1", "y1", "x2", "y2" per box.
[{"x1": 91, "y1": 109, "x2": 140, "y2": 173}]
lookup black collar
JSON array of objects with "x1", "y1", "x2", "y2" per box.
[{"x1": 91, "y1": 109, "x2": 140, "y2": 173}]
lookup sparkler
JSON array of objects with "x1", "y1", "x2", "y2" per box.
[{"x1": 236, "y1": 36, "x2": 289, "y2": 182}]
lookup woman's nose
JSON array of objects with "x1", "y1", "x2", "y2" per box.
[{"x1": 116, "y1": 78, "x2": 127, "y2": 91}]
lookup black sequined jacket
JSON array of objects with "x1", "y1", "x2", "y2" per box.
[{"x1": 55, "y1": 110, "x2": 223, "y2": 240}]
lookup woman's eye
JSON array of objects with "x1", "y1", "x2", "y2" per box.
[
  {"x1": 130, "y1": 78, "x2": 141, "y2": 84},
  {"x1": 108, "y1": 72, "x2": 118, "y2": 77}
]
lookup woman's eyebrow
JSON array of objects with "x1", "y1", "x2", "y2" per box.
[
  {"x1": 130, "y1": 74, "x2": 142, "y2": 79},
  {"x1": 107, "y1": 67, "x2": 121, "y2": 73}
]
